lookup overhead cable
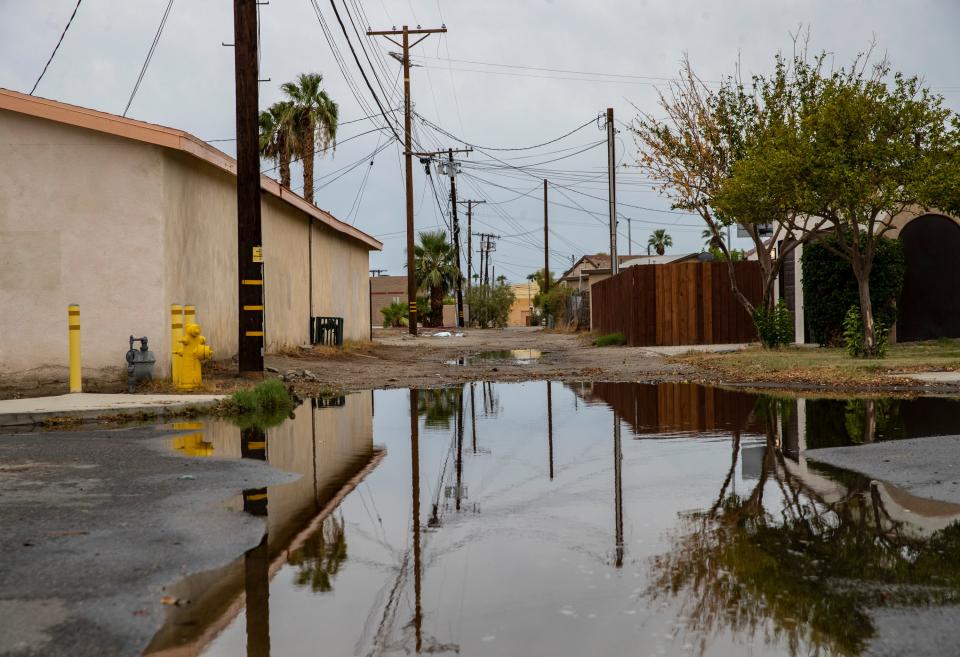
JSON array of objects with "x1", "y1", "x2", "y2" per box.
[
  {"x1": 30, "y1": 0, "x2": 83, "y2": 95},
  {"x1": 123, "y1": 0, "x2": 176, "y2": 117}
]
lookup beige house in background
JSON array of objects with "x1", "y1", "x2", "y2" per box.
[
  {"x1": 0, "y1": 88, "x2": 381, "y2": 379},
  {"x1": 507, "y1": 280, "x2": 538, "y2": 326}
]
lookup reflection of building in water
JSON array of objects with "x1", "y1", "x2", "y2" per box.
[
  {"x1": 171, "y1": 422, "x2": 213, "y2": 456},
  {"x1": 772, "y1": 396, "x2": 960, "y2": 540},
  {"x1": 573, "y1": 382, "x2": 759, "y2": 436},
  {"x1": 144, "y1": 390, "x2": 381, "y2": 657}
]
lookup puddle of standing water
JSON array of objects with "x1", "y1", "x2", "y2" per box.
[
  {"x1": 446, "y1": 348, "x2": 543, "y2": 366},
  {"x1": 145, "y1": 383, "x2": 960, "y2": 657}
]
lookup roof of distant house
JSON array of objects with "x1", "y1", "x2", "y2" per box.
[
  {"x1": 559, "y1": 252, "x2": 698, "y2": 281},
  {"x1": 0, "y1": 87, "x2": 382, "y2": 251}
]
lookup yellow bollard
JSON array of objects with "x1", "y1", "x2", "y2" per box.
[
  {"x1": 170, "y1": 304, "x2": 183, "y2": 386},
  {"x1": 177, "y1": 323, "x2": 213, "y2": 391},
  {"x1": 68, "y1": 304, "x2": 81, "y2": 393}
]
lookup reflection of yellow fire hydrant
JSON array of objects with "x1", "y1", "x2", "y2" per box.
[{"x1": 175, "y1": 323, "x2": 212, "y2": 390}]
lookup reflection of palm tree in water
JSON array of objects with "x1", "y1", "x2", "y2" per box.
[
  {"x1": 288, "y1": 515, "x2": 348, "y2": 593},
  {"x1": 648, "y1": 396, "x2": 960, "y2": 657}
]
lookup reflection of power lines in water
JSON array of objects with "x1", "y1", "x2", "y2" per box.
[
  {"x1": 480, "y1": 381, "x2": 500, "y2": 416},
  {"x1": 358, "y1": 389, "x2": 461, "y2": 657}
]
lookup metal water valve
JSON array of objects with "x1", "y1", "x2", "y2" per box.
[{"x1": 126, "y1": 336, "x2": 156, "y2": 392}]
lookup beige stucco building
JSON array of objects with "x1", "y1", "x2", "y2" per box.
[
  {"x1": 768, "y1": 208, "x2": 960, "y2": 344},
  {"x1": 0, "y1": 89, "x2": 381, "y2": 379}
]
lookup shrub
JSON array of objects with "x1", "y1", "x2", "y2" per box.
[
  {"x1": 843, "y1": 305, "x2": 889, "y2": 358},
  {"x1": 466, "y1": 283, "x2": 516, "y2": 328},
  {"x1": 801, "y1": 236, "x2": 905, "y2": 346},
  {"x1": 380, "y1": 301, "x2": 408, "y2": 328},
  {"x1": 594, "y1": 332, "x2": 627, "y2": 347},
  {"x1": 752, "y1": 299, "x2": 795, "y2": 348},
  {"x1": 535, "y1": 285, "x2": 573, "y2": 325}
]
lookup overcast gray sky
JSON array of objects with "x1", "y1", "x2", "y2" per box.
[{"x1": 3, "y1": 0, "x2": 959, "y2": 281}]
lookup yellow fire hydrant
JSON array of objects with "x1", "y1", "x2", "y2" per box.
[{"x1": 175, "y1": 323, "x2": 212, "y2": 390}]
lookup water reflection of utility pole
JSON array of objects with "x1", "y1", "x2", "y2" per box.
[
  {"x1": 547, "y1": 381, "x2": 554, "y2": 480},
  {"x1": 409, "y1": 389, "x2": 423, "y2": 653},
  {"x1": 470, "y1": 383, "x2": 477, "y2": 454},
  {"x1": 244, "y1": 535, "x2": 270, "y2": 657},
  {"x1": 613, "y1": 413, "x2": 624, "y2": 569},
  {"x1": 456, "y1": 387, "x2": 464, "y2": 512}
]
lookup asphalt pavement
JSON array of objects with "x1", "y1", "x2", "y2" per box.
[{"x1": 0, "y1": 424, "x2": 296, "y2": 657}]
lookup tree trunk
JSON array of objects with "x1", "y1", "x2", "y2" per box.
[
  {"x1": 430, "y1": 285, "x2": 443, "y2": 327},
  {"x1": 279, "y1": 137, "x2": 291, "y2": 189},
  {"x1": 303, "y1": 120, "x2": 315, "y2": 204},
  {"x1": 854, "y1": 267, "x2": 878, "y2": 356}
]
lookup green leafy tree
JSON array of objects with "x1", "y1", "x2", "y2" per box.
[
  {"x1": 646, "y1": 228, "x2": 673, "y2": 255},
  {"x1": 466, "y1": 281, "x2": 515, "y2": 328},
  {"x1": 258, "y1": 100, "x2": 296, "y2": 188},
  {"x1": 634, "y1": 47, "x2": 826, "y2": 328},
  {"x1": 727, "y1": 49, "x2": 959, "y2": 356},
  {"x1": 414, "y1": 230, "x2": 459, "y2": 327},
  {"x1": 281, "y1": 73, "x2": 339, "y2": 205}
]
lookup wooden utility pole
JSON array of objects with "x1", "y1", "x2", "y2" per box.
[
  {"x1": 606, "y1": 107, "x2": 619, "y2": 276},
  {"x1": 447, "y1": 149, "x2": 463, "y2": 327},
  {"x1": 457, "y1": 199, "x2": 484, "y2": 291},
  {"x1": 235, "y1": 0, "x2": 264, "y2": 373},
  {"x1": 474, "y1": 232, "x2": 498, "y2": 287},
  {"x1": 368, "y1": 25, "x2": 447, "y2": 336},
  {"x1": 411, "y1": 148, "x2": 471, "y2": 326},
  {"x1": 543, "y1": 179, "x2": 550, "y2": 294}
]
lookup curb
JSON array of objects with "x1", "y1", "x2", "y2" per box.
[{"x1": 0, "y1": 399, "x2": 224, "y2": 429}]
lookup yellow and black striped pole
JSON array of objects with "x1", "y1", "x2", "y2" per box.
[
  {"x1": 184, "y1": 304, "x2": 196, "y2": 329},
  {"x1": 68, "y1": 304, "x2": 81, "y2": 393},
  {"x1": 170, "y1": 304, "x2": 183, "y2": 386}
]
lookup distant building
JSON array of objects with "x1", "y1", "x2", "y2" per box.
[
  {"x1": 369, "y1": 275, "x2": 408, "y2": 326},
  {"x1": 0, "y1": 88, "x2": 381, "y2": 378},
  {"x1": 507, "y1": 280, "x2": 539, "y2": 326}
]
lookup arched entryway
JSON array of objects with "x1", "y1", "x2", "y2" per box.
[{"x1": 897, "y1": 214, "x2": 960, "y2": 342}]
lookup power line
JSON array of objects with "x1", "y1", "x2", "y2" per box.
[
  {"x1": 323, "y1": 0, "x2": 403, "y2": 142},
  {"x1": 30, "y1": 0, "x2": 83, "y2": 95},
  {"x1": 123, "y1": 0, "x2": 176, "y2": 117},
  {"x1": 412, "y1": 55, "x2": 707, "y2": 83},
  {"x1": 416, "y1": 112, "x2": 595, "y2": 151}
]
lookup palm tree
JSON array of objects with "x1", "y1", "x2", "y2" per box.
[
  {"x1": 281, "y1": 73, "x2": 339, "y2": 205},
  {"x1": 701, "y1": 227, "x2": 724, "y2": 251},
  {"x1": 258, "y1": 100, "x2": 296, "y2": 188},
  {"x1": 414, "y1": 230, "x2": 458, "y2": 327},
  {"x1": 647, "y1": 229, "x2": 673, "y2": 256}
]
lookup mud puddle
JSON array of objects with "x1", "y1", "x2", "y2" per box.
[
  {"x1": 445, "y1": 348, "x2": 543, "y2": 366},
  {"x1": 143, "y1": 383, "x2": 960, "y2": 657}
]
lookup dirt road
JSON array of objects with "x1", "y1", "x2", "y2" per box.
[{"x1": 265, "y1": 327, "x2": 690, "y2": 393}]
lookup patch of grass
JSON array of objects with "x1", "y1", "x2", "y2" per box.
[
  {"x1": 221, "y1": 378, "x2": 296, "y2": 429},
  {"x1": 675, "y1": 339, "x2": 960, "y2": 387},
  {"x1": 593, "y1": 332, "x2": 627, "y2": 347}
]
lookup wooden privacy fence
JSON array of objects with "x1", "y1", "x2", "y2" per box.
[{"x1": 591, "y1": 261, "x2": 762, "y2": 346}]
